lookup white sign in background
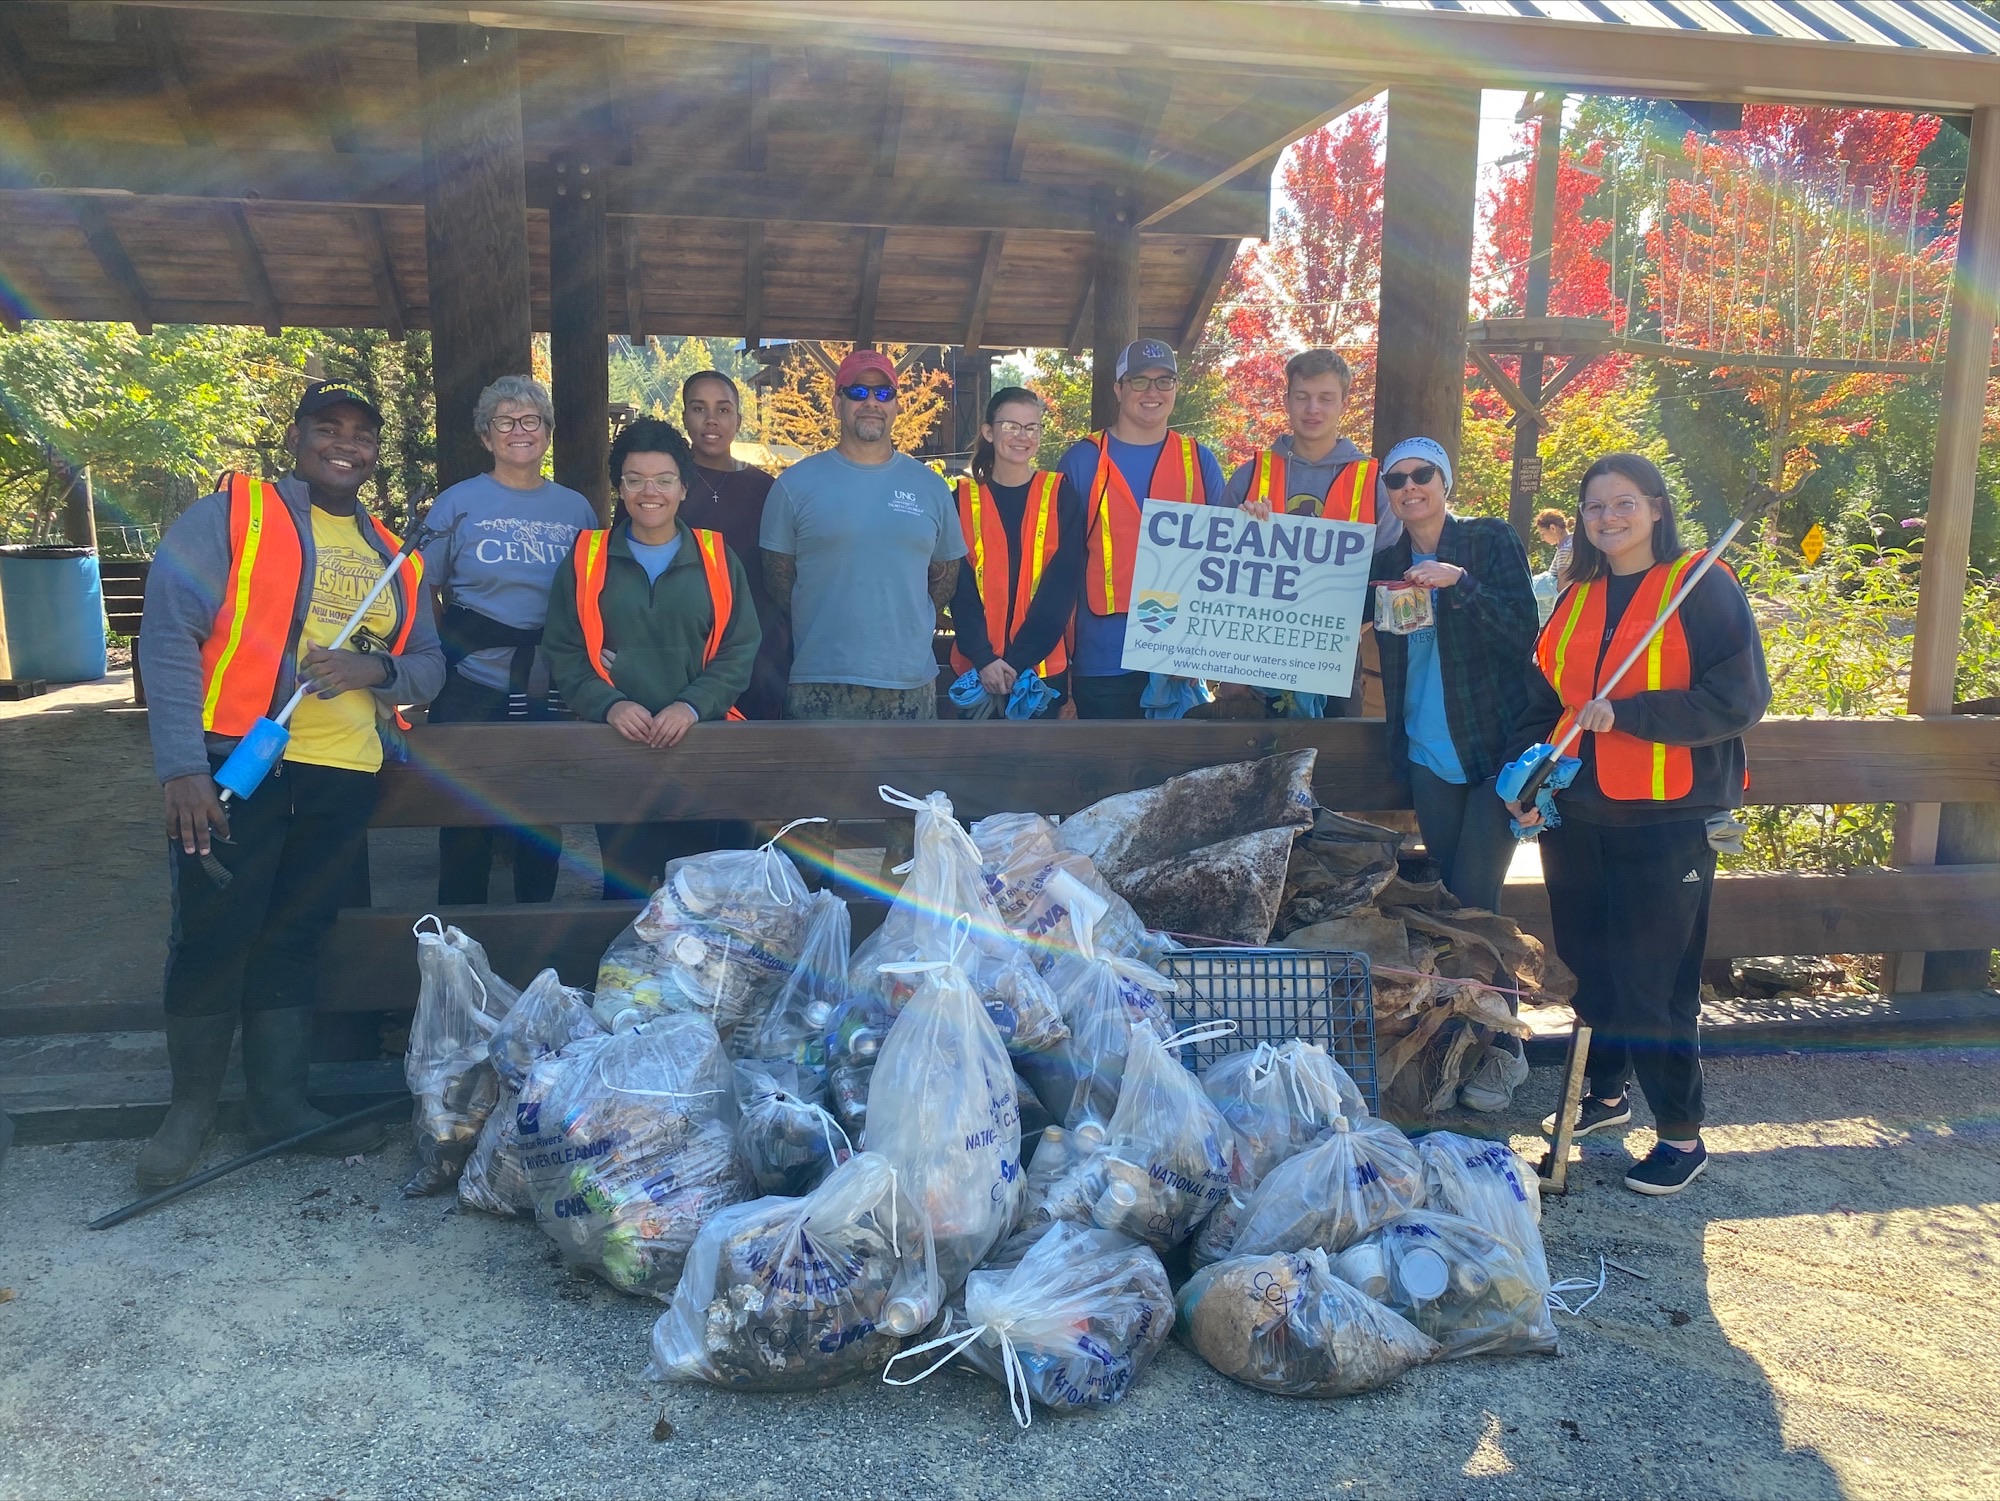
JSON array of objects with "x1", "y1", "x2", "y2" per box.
[{"x1": 1119, "y1": 500, "x2": 1376, "y2": 697}]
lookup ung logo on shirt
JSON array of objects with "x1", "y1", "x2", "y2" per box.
[{"x1": 888, "y1": 490, "x2": 924, "y2": 517}]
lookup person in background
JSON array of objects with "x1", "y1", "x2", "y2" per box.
[
  {"x1": 760, "y1": 348, "x2": 962, "y2": 722},
  {"x1": 135, "y1": 380, "x2": 445, "y2": 1188},
  {"x1": 679, "y1": 370, "x2": 791, "y2": 721},
  {"x1": 1055, "y1": 339, "x2": 1227, "y2": 720},
  {"x1": 1509, "y1": 453, "x2": 1769, "y2": 1196},
  {"x1": 1535, "y1": 507, "x2": 1575, "y2": 579},
  {"x1": 947, "y1": 386, "x2": 1086, "y2": 719},
  {"x1": 421, "y1": 374, "x2": 598, "y2": 905},
  {"x1": 543, "y1": 418, "x2": 760, "y2": 901},
  {"x1": 1368, "y1": 436, "x2": 1540, "y2": 1113}
]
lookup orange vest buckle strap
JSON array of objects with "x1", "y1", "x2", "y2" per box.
[
  {"x1": 1083, "y1": 431, "x2": 1207, "y2": 616},
  {"x1": 1534, "y1": 553, "x2": 1701, "y2": 801},
  {"x1": 1249, "y1": 452, "x2": 1377, "y2": 524},
  {"x1": 949, "y1": 473, "x2": 1069, "y2": 678},
  {"x1": 571, "y1": 528, "x2": 747, "y2": 722}
]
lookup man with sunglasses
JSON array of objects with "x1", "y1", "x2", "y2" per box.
[
  {"x1": 1055, "y1": 339, "x2": 1228, "y2": 720},
  {"x1": 760, "y1": 348, "x2": 963, "y2": 721}
]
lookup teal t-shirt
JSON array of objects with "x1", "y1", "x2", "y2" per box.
[
  {"x1": 1402, "y1": 551, "x2": 1466, "y2": 784},
  {"x1": 627, "y1": 533, "x2": 682, "y2": 583}
]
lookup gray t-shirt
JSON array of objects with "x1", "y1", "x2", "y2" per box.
[
  {"x1": 421, "y1": 473, "x2": 600, "y2": 690},
  {"x1": 760, "y1": 450, "x2": 965, "y2": 690}
]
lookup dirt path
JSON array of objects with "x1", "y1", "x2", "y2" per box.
[{"x1": 2, "y1": 1047, "x2": 1994, "y2": 1501}]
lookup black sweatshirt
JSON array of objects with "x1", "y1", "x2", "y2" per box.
[
  {"x1": 948, "y1": 474, "x2": 1088, "y2": 674},
  {"x1": 1508, "y1": 561, "x2": 1771, "y2": 825}
]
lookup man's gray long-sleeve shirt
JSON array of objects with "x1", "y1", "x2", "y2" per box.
[
  {"x1": 1221, "y1": 434, "x2": 1404, "y2": 552},
  {"x1": 139, "y1": 474, "x2": 446, "y2": 784}
]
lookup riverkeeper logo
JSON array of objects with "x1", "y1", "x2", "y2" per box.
[{"x1": 1135, "y1": 591, "x2": 1179, "y2": 634}]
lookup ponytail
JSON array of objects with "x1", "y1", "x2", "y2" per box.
[{"x1": 972, "y1": 386, "x2": 1043, "y2": 485}]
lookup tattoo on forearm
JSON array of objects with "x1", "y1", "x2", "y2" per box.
[
  {"x1": 928, "y1": 559, "x2": 959, "y2": 610},
  {"x1": 763, "y1": 550, "x2": 797, "y2": 618}
]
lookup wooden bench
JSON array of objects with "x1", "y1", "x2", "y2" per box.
[{"x1": 315, "y1": 715, "x2": 2000, "y2": 1011}]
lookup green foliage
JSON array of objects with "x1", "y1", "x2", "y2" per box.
[
  {"x1": 1019, "y1": 351, "x2": 1234, "y2": 471},
  {"x1": 608, "y1": 337, "x2": 762, "y2": 435}
]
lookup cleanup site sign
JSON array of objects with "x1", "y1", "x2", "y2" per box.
[{"x1": 1119, "y1": 500, "x2": 1374, "y2": 696}]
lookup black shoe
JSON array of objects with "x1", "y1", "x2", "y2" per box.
[
  {"x1": 1625, "y1": 1139, "x2": 1709, "y2": 1196},
  {"x1": 135, "y1": 1013, "x2": 238, "y2": 1189},
  {"x1": 241, "y1": 1008, "x2": 388, "y2": 1157},
  {"x1": 1541, "y1": 1093, "x2": 1632, "y2": 1139}
]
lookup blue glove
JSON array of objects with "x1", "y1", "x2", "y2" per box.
[
  {"x1": 1141, "y1": 673, "x2": 1212, "y2": 720},
  {"x1": 1495, "y1": 742, "x2": 1581, "y2": 840},
  {"x1": 1005, "y1": 671, "x2": 1057, "y2": 720},
  {"x1": 948, "y1": 669, "x2": 988, "y2": 709}
]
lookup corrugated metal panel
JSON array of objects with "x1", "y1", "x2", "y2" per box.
[{"x1": 1338, "y1": 0, "x2": 2000, "y2": 53}]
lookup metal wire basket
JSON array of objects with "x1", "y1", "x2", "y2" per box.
[{"x1": 1160, "y1": 947, "x2": 1378, "y2": 1114}]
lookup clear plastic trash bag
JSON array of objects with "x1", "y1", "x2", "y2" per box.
[
  {"x1": 734, "y1": 1058, "x2": 851, "y2": 1196},
  {"x1": 850, "y1": 789, "x2": 1070, "y2": 1057},
  {"x1": 734, "y1": 889, "x2": 851, "y2": 1067},
  {"x1": 1340, "y1": 1209, "x2": 1559, "y2": 1359},
  {"x1": 1199, "y1": 1114, "x2": 1425, "y2": 1266},
  {"x1": 457, "y1": 1081, "x2": 533, "y2": 1217},
  {"x1": 649, "y1": 1150, "x2": 942, "y2": 1391},
  {"x1": 969, "y1": 811, "x2": 1164, "y2": 974},
  {"x1": 488, "y1": 967, "x2": 604, "y2": 1094},
  {"x1": 1417, "y1": 1130, "x2": 1550, "y2": 1295},
  {"x1": 824, "y1": 992, "x2": 893, "y2": 1137},
  {"x1": 862, "y1": 955, "x2": 1023, "y2": 1293},
  {"x1": 1178, "y1": 1247, "x2": 1438, "y2": 1397},
  {"x1": 403, "y1": 916, "x2": 519, "y2": 1197},
  {"x1": 520, "y1": 1015, "x2": 753, "y2": 1300},
  {"x1": 884, "y1": 1221, "x2": 1175, "y2": 1428}
]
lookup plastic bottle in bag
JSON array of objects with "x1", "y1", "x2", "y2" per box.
[
  {"x1": 1178, "y1": 1248, "x2": 1438, "y2": 1397},
  {"x1": 521, "y1": 1015, "x2": 753, "y2": 1299},
  {"x1": 1417, "y1": 1130, "x2": 1550, "y2": 1295},
  {"x1": 883, "y1": 1221, "x2": 1175, "y2": 1427},
  {"x1": 649, "y1": 1151, "x2": 941, "y2": 1390},
  {"x1": 1342, "y1": 1209, "x2": 1559, "y2": 1359},
  {"x1": 403, "y1": 917, "x2": 519, "y2": 1197},
  {"x1": 1200, "y1": 1114, "x2": 1425, "y2": 1265},
  {"x1": 862, "y1": 955, "x2": 1023, "y2": 1293},
  {"x1": 458, "y1": 1083, "x2": 533, "y2": 1217},
  {"x1": 733, "y1": 1058, "x2": 851, "y2": 1196},
  {"x1": 969, "y1": 812, "x2": 1165, "y2": 974},
  {"x1": 823, "y1": 992, "x2": 892, "y2": 1136},
  {"x1": 734, "y1": 889, "x2": 850, "y2": 1067}
]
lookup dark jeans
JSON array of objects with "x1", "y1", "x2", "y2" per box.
[
  {"x1": 596, "y1": 820, "x2": 755, "y2": 902},
  {"x1": 1071, "y1": 671, "x2": 1148, "y2": 721},
  {"x1": 1540, "y1": 814, "x2": 1715, "y2": 1139},
  {"x1": 429, "y1": 671, "x2": 561, "y2": 905},
  {"x1": 1408, "y1": 764, "x2": 1516, "y2": 913},
  {"x1": 164, "y1": 755, "x2": 375, "y2": 1019}
]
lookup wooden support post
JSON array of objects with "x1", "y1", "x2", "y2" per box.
[
  {"x1": 1179, "y1": 236, "x2": 1238, "y2": 355},
  {"x1": 217, "y1": 203, "x2": 282, "y2": 335},
  {"x1": 963, "y1": 230, "x2": 1003, "y2": 351},
  {"x1": 1372, "y1": 86, "x2": 1479, "y2": 459},
  {"x1": 549, "y1": 151, "x2": 611, "y2": 523},
  {"x1": 415, "y1": 23, "x2": 534, "y2": 491},
  {"x1": 1898, "y1": 105, "x2": 2000, "y2": 993},
  {"x1": 60, "y1": 463, "x2": 97, "y2": 552},
  {"x1": 621, "y1": 218, "x2": 647, "y2": 344},
  {"x1": 1509, "y1": 94, "x2": 1562, "y2": 545},
  {"x1": 1089, "y1": 191, "x2": 1139, "y2": 431},
  {"x1": 954, "y1": 348, "x2": 994, "y2": 462},
  {"x1": 743, "y1": 221, "x2": 764, "y2": 347},
  {"x1": 856, "y1": 226, "x2": 886, "y2": 347}
]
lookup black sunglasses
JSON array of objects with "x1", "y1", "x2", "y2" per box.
[
  {"x1": 1383, "y1": 464, "x2": 1440, "y2": 490},
  {"x1": 840, "y1": 384, "x2": 897, "y2": 403}
]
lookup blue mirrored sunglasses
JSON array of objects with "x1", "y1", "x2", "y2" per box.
[{"x1": 840, "y1": 384, "x2": 897, "y2": 402}]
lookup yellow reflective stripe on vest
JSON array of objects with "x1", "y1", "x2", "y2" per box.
[
  {"x1": 1178, "y1": 433, "x2": 1196, "y2": 499},
  {"x1": 1547, "y1": 581, "x2": 1591, "y2": 696},
  {"x1": 202, "y1": 478, "x2": 271, "y2": 729},
  {"x1": 1025, "y1": 476, "x2": 1053, "y2": 596},
  {"x1": 1095, "y1": 468, "x2": 1119, "y2": 613},
  {"x1": 963, "y1": 478, "x2": 989, "y2": 595},
  {"x1": 1646, "y1": 554, "x2": 1697, "y2": 799},
  {"x1": 1252, "y1": 450, "x2": 1275, "y2": 509}
]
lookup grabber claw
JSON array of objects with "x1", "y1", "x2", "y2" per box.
[{"x1": 1497, "y1": 742, "x2": 1579, "y2": 840}]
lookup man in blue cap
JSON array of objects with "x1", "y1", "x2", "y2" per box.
[{"x1": 1055, "y1": 339, "x2": 1228, "y2": 720}]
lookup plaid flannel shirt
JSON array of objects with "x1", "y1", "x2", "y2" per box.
[{"x1": 1369, "y1": 514, "x2": 1541, "y2": 784}]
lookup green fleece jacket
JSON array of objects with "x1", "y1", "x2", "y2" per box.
[{"x1": 544, "y1": 522, "x2": 760, "y2": 723}]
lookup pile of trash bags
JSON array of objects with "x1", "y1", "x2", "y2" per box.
[{"x1": 397, "y1": 764, "x2": 1571, "y2": 1429}]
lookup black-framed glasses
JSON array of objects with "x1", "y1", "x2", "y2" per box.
[
  {"x1": 1121, "y1": 374, "x2": 1177, "y2": 392},
  {"x1": 1383, "y1": 464, "x2": 1440, "y2": 490},
  {"x1": 488, "y1": 414, "x2": 546, "y2": 433},
  {"x1": 840, "y1": 384, "x2": 897, "y2": 403}
]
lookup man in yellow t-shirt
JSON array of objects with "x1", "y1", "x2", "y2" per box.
[{"x1": 287, "y1": 506, "x2": 402, "y2": 772}]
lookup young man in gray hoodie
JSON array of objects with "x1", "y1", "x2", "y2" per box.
[{"x1": 135, "y1": 381, "x2": 445, "y2": 1188}]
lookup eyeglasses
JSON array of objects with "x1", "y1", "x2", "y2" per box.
[
  {"x1": 1121, "y1": 375, "x2": 1177, "y2": 393},
  {"x1": 488, "y1": 414, "x2": 545, "y2": 434},
  {"x1": 840, "y1": 384, "x2": 897, "y2": 403},
  {"x1": 993, "y1": 420, "x2": 1042, "y2": 438},
  {"x1": 1383, "y1": 464, "x2": 1439, "y2": 490},
  {"x1": 1581, "y1": 495, "x2": 1654, "y2": 520},
  {"x1": 620, "y1": 473, "x2": 684, "y2": 493}
]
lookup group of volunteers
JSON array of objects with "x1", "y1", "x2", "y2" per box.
[{"x1": 135, "y1": 337, "x2": 1769, "y2": 1204}]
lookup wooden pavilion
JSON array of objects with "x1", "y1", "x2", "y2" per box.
[{"x1": 4, "y1": 0, "x2": 1999, "y2": 1015}]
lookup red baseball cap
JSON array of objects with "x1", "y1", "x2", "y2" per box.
[{"x1": 834, "y1": 348, "x2": 897, "y2": 387}]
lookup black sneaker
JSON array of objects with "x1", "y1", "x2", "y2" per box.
[
  {"x1": 1541, "y1": 1093, "x2": 1632, "y2": 1139},
  {"x1": 1624, "y1": 1140, "x2": 1709, "y2": 1196}
]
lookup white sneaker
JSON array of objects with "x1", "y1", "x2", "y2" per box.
[{"x1": 1459, "y1": 1040, "x2": 1530, "y2": 1113}]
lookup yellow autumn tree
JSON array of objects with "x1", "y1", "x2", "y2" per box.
[{"x1": 758, "y1": 342, "x2": 950, "y2": 467}]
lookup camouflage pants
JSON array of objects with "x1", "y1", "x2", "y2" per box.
[{"x1": 782, "y1": 682, "x2": 937, "y2": 721}]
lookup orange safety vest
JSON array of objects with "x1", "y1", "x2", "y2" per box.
[
  {"x1": 570, "y1": 526, "x2": 746, "y2": 721},
  {"x1": 1247, "y1": 451, "x2": 1377, "y2": 524},
  {"x1": 948, "y1": 472, "x2": 1069, "y2": 679},
  {"x1": 1082, "y1": 431, "x2": 1207, "y2": 616},
  {"x1": 199, "y1": 472, "x2": 422, "y2": 736},
  {"x1": 1535, "y1": 552, "x2": 1702, "y2": 802}
]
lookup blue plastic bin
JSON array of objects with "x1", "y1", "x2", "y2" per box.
[{"x1": 0, "y1": 545, "x2": 109, "y2": 683}]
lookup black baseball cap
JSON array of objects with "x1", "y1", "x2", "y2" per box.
[
  {"x1": 294, "y1": 379, "x2": 384, "y2": 429},
  {"x1": 1116, "y1": 339, "x2": 1178, "y2": 380}
]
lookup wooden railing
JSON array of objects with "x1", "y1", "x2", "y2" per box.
[{"x1": 318, "y1": 715, "x2": 2000, "y2": 1011}]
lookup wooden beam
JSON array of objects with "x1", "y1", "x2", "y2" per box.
[
  {"x1": 549, "y1": 150, "x2": 612, "y2": 522},
  {"x1": 962, "y1": 230, "x2": 1002, "y2": 349},
  {"x1": 1065, "y1": 273, "x2": 1094, "y2": 357},
  {"x1": 875, "y1": 54, "x2": 907, "y2": 178},
  {"x1": 298, "y1": 14, "x2": 363, "y2": 153},
  {"x1": 66, "y1": 198, "x2": 155, "y2": 334},
  {"x1": 141, "y1": 10, "x2": 214, "y2": 148},
  {"x1": 744, "y1": 45, "x2": 768, "y2": 172},
  {"x1": 1531, "y1": 353, "x2": 1599, "y2": 415},
  {"x1": 216, "y1": 202, "x2": 281, "y2": 334},
  {"x1": 855, "y1": 225, "x2": 886, "y2": 346},
  {"x1": 1138, "y1": 78, "x2": 1378, "y2": 227},
  {"x1": 1090, "y1": 193, "x2": 1139, "y2": 429},
  {"x1": 1002, "y1": 63, "x2": 1039, "y2": 181},
  {"x1": 620, "y1": 216, "x2": 646, "y2": 342},
  {"x1": 0, "y1": 13, "x2": 58, "y2": 145},
  {"x1": 1467, "y1": 346, "x2": 1537, "y2": 423},
  {"x1": 742, "y1": 219, "x2": 764, "y2": 346},
  {"x1": 353, "y1": 207, "x2": 406, "y2": 338},
  {"x1": 1178, "y1": 235, "x2": 1237, "y2": 353}
]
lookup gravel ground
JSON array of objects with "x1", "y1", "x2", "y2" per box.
[{"x1": 4, "y1": 1047, "x2": 1996, "y2": 1501}]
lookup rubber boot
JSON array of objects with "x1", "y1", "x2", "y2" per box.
[
  {"x1": 134, "y1": 1012, "x2": 237, "y2": 1189},
  {"x1": 240, "y1": 1007, "x2": 387, "y2": 1156}
]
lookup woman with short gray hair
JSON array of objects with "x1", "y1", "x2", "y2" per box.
[{"x1": 419, "y1": 374, "x2": 600, "y2": 905}]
